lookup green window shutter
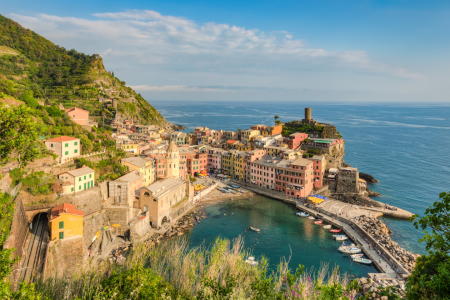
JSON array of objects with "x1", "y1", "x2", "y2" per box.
[
  {"x1": 59, "y1": 232, "x2": 64, "y2": 239},
  {"x1": 74, "y1": 141, "x2": 78, "y2": 145},
  {"x1": 89, "y1": 174, "x2": 91, "y2": 178},
  {"x1": 84, "y1": 176, "x2": 86, "y2": 180},
  {"x1": 65, "y1": 151, "x2": 68, "y2": 155},
  {"x1": 79, "y1": 185, "x2": 81, "y2": 190},
  {"x1": 71, "y1": 187, "x2": 73, "y2": 192},
  {"x1": 79, "y1": 177, "x2": 81, "y2": 181},
  {"x1": 65, "y1": 143, "x2": 68, "y2": 147},
  {"x1": 59, "y1": 221, "x2": 64, "y2": 229},
  {"x1": 91, "y1": 180, "x2": 93, "y2": 187},
  {"x1": 84, "y1": 183, "x2": 86, "y2": 190},
  {"x1": 74, "y1": 149, "x2": 78, "y2": 153}
]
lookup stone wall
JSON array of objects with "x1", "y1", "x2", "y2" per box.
[
  {"x1": 336, "y1": 171, "x2": 360, "y2": 194},
  {"x1": 59, "y1": 187, "x2": 103, "y2": 215},
  {"x1": 4, "y1": 196, "x2": 29, "y2": 260},
  {"x1": 83, "y1": 210, "x2": 109, "y2": 247},
  {"x1": 0, "y1": 174, "x2": 12, "y2": 193}
]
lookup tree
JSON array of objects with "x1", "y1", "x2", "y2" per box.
[
  {"x1": 0, "y1": 104, "x2": 39, "y2": 168},
  {"x1": 20, "y1": 90, "x2": 39, "y2": 108},
  {"x1": 274, "y1": 115, "x2": 279, "y2": 126},
  {"x1": 406, "y1": 191, "x2": 450, "y2": 299}
]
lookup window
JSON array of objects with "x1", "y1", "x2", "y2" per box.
[
  {"x1": 89, "y1": 174, "x2": 92, "y2": 178},
  {"x1": 74, "y1": 141, "x2": 78, "y2": 145},
  {"x1": 84, "y1": 175, "x2": 86, "y2": 180},
  {"x1": 65, "y1": 143, "x2": 68, "y2": 147},
  {"x1": 74, "y1": 149, "x2": 78, "y2": 154},
  {"x1": 50, "y1": 143, "x2": 53, "y2": 147},
  {"x1": 79, "y1": 185, "x2": 81, "y2": 190},
  {"x1": 78, "y1": 177, "x2": 81, "y2": 182},
  {"x1": 59, "y1": 221, "x2": 64, "y2": 229},
  {"x1": 65, "y1": 151, "x2": 68, "y2": 155},
  {"x1": 59, "y1": 232, "x2": 64, "y2": 239}
]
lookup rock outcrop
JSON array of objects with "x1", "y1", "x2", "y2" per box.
[
  {"x1": 333, "y1": 193, "x2": 383, "y2": 207},
  {"x1": 360, "y1": 173, "x2": 379, "y2": 183},
  {"x1": 358, "y1": 277, "x2": 406, "y2": 299}
]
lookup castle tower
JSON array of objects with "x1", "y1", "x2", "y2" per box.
[
  {"x1": 165, "y1": 140, "x2": 179, "y2": 178},
  {"x1": 305, "y1": 107, "x2": 312, "y2": 121}
]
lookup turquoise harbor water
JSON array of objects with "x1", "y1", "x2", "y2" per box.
[
  {"x1": 152, "y1": 101, "x2": 450, "y2": 258},
  {"x1": 186, "y1": 196, "x2": 376, "y2": 278}
]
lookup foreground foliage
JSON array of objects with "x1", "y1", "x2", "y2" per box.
[{"x1": 407, "y1": 191, "x2": 450, "y2": 300}]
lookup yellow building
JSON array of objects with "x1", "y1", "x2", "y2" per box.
[
  {"x1": 233, "y1": 151, "x2": 247, "y2": 180},
  {"x1": 49, "y1": 203, "x2": 84, "y2": 240},
  {"x1": 121, "y1": 142, "x2": 139, "y2": 154},
  {"x1": 222, "y1": 150, "x2": 236, "y2": 175},
  {"x1": 243, "y1": 129, "x2": 260, "y2": 144},
  {"x1": 237, "y1": 143, "x2": 252, "y2": 151},
  {"x1": 121, "y1": 157, "x2": 156, "y2": 186}
]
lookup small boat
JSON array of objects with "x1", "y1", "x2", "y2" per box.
[
  {"x1": 338, "y1": 243, "x2": 361, "y2": 254},
  {"x1": 323, "y1": 225, "x2": 331, "y2": 229},
  {"x1": 249, "y1": 226, "x2": 260, "y2": 232},
  {"x1": 333, "y1": 235, "x2": 346, "y2": 238},
  {"x1": 308, "y1": 216, "x2": 315, "y2": 220},
  {"x1": 350, "y1": 254, "x2": 364, "y2": 259},
  {"x1": 330, "y1": 229, "x2": 341, "y2": 233},
  {"x1": 245, "y1": 256, "x2": 258, "y2": 266},
  {"x1": 314, "y1": 220, "x2": 323, "y2": 225},
  {"x1": 335, "y1": 236, "x2": 348, "y2": 241},
  {"x1": 352, "y1": 257, "x2": 372, "y2": 265},
  {"x1": 296, "y1": 212, "x2": 309, "y2": 217}
]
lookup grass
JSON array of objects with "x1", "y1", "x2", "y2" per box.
[{"x1": 22, "y1": 236, "x2": 359, "y2": 300}]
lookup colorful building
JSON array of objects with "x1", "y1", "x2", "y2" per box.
[
  {"x1": 108, "y1": 171, "x2": 144, "y2": 208},
  {"x1": 283, "y1": 132, "x2": 308, "y2": 149},
  {"x1": 49, "y1": 203, "x2": 84, "y2": 240},
  {"x1": 65, "y1": 107, "x2": 89, "y2": 126},
  {"x1": 44, "y1": 136, "x2": 81, "y2": 163},
  {"x1": 121, "y1": 157, "x2": 156, "y2": 186},
  {"x1": 58, "y1": 167, "x2": 95, "y2": 194},
  {"x1": 121, "y1": 142, "x2": 140, "y2": 154}
]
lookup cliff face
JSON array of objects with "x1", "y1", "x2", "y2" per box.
[{"x1": 0, "y1": 14, "x2": 167, "y2": 127}]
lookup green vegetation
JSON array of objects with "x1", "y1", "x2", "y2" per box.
[
  {"x1": 407, "y1": 191, "x2": 450, "y2": 299},
  {"x1": 25, "y1": 237, "x2": 359, "y2": 300},
  {"x1": 0, "y1": 14, "x2": 165, "y2": 126},
  {"x1": 75, "y1": 156, "x2": 127, "y2": 181},
  {"x1": 282, "y1": 124, "x2": 313, "y2": 137}
]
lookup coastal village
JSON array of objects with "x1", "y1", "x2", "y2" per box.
[{"x1": 2, "y1": 104, "x2": 417, "y2": 298}]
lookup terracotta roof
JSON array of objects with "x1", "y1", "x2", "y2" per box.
[
  {"x1": 65, "y1": 107, "x2": 88, "y2": 113},
  {"x1": 50, "y1": 203, "x2": 84, "y2": 221},
  {"x1": 46, "y1": 136, "x2": 79, "y2": 142},
  {"x1": 227, "y1": 140, "x2": 238, "y2": 144}
]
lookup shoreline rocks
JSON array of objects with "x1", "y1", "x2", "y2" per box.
[
  {"x1": 355, "y1": 216, "x2": 417, "y2": 273},
  {"x1": 360, "y1": 173, "x2": 379, "y2": 183},
  {"x1": 367, "y1": 189, "x2": 381, "y2": 197},
  {"x1": 358, "y1": 277, "x2": 406, "y2": 299},
  {"x1": 333, "y1": 193, "x2": 383, "y2": 207}
]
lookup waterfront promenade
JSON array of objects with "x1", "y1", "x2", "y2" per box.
[{"x1": 230, "y1": 180, "x2": 410, "y2": 280}]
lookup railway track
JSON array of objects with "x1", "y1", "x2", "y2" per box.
[{"x1": 19, "y1": 213, "x2": 48, "y2": 283}]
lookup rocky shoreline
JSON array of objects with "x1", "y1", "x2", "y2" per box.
[
  {"x1": 355, "y1": 216, "x2": 418, "y2": 273},
  {"x1": 357, "y1": 276, "x2": 406, "y2": 299}
]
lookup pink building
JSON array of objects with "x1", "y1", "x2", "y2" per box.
[
  {"x1": 250, "y1": 155, "x2": 280, "y2": 189},
  {"x1": 283, "y1": 132, "x2": 308, "y2": 149},
  {"x1": 274, "y1": 158, "x2": 314, "y2": 198},
  {"x1": 243, "y1": 149, "x2": 265, "y2": 182},
  {"x1": 65, "y1": 107, "x2": 89, "y2": 126},
  {"x1": 311, "y1": 155, "x2": 325, "y2": 189}
]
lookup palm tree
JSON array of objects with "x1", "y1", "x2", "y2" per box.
[{"x1": 274, "y1": 115, "x2": 279, "y2": 125}]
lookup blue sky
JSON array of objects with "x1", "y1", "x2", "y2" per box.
[{"x1": 4, "y1": 0, "x2": 450, "y2": 102}]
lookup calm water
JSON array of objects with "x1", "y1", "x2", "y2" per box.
[
  {"x1": 186, "y1": 196, "x2": 377, "y2": 278},
  {"x1": 152, "y1": 101, "x2": 450, "y2": 255}
]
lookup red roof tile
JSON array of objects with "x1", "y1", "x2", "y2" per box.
[
  {"x1": 65, "y1": 107, "x2": 88, "y2": 113},
  {"x1": 50, "y1": 203, "x2": 84, "y2": 221},
  {"x1": 46, "y1": 136, "x2": 79, "y2": 142},
  {"x1": 227, "y1": 140, "x2": 238, "y2": 144}
]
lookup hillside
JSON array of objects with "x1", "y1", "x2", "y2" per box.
[{"x1": 0, "y1": 14, "x2": 170, "y2": 127}]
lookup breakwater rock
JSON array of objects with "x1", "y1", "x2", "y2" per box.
[
  {"x1": 360, "y1": 173, "x2": 379, "y2": 183},
  {"x1": 358, "y1": 277, "x2": 406, "y2": 299},
  {"x1": 367, "y1": 189, "x2": 381, "y2": 197},
  {"x1": 356, "y1": 216, "x2": 418, "y2": 273}
]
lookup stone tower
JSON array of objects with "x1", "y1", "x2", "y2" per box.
[{"x1": 165, "y1": 140, "x2": 180, "y2": 178}]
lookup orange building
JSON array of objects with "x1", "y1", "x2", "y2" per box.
[
  {"x1": 65, "y1": 107, "x2": 89, "y2": 126},
  {"x1": 49, "y1": 203, "x2": 84, "y2": 240}
]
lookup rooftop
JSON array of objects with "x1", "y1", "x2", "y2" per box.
[
  {"x1": 63, "y1": 167, "x2": 94, "y2": 177},
  {"x1": 50, "y1": 203, "x2": 84, "y2": 221},
  {"x1": 139, "y1": 177, "x2": 185, "y2": 199},
  {"x1": 290, "y1": 158, "x2": 313, "y2": 167},
  {"x1": 115, "y1": 171, "x2": 143, "y2": 183},
  {"x1": 46, "y1": 136, "x2": 79, "y2": 143},
  {"x1": 122, "y1": 157, "x2": 151, "y2": 168}
]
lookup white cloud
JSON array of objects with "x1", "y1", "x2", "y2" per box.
[
  {"x1": 7, "y1": 9, "x2": 428, "y2": 101},
  {"x1": 129, "y1": 85, "x2": 232, "y2": 92}
]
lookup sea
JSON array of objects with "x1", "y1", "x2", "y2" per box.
[{"x1": 151, "y1": 100, "x2": 450, "y2": 267}]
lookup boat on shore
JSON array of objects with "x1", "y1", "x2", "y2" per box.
[
  {"x1": 323, "y1": 225, "x2": 331, "y2": 229},
  {"x1": 314, "y1": 220, "x2": 323, "y2": 225},
  {"x1": 308, "y1": 216, "x2": 315, "y2": 220},
  {"x1": 296, "y1": 212, "x2": 309, "y2": 217},
  {"x1": 330, "y1": 229, "x2": 341, "y2": 233},
  {"x1": 249, "y1": 226, "x2": 260, "y2": 232},
  {"x1": 352, "y1": 257, "x2": 372, "y2": 265},
  {"x1": 245, "y1": 256, "x2": 258, "y2": 265}
]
